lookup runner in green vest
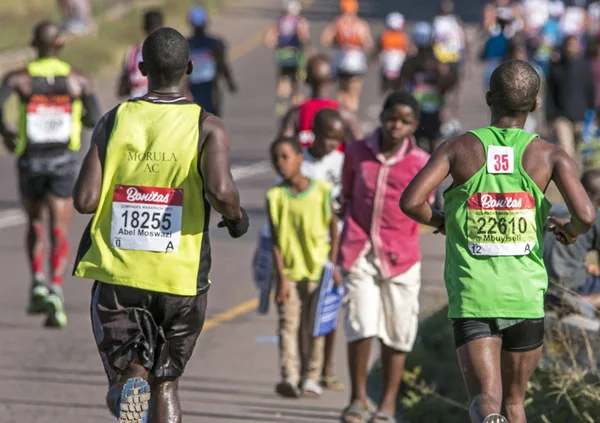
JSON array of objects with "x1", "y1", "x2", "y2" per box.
[{"x1": 400, "y1": 59, "x2": 595, "y2": 423}]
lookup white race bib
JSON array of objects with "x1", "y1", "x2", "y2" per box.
[
  {"x1": 380, "y1": 50, "x2": 405, "y2": 78},
  {"x1": 189, "y1": 50, "x2": 217, "y2": 84},
  {"x1": 487, "y1": 145, "x2": 514, "y2": 174},
  {"x1": 110, "y1": 185, "x2": 183, "y2": 253},
  {"x1": 335, "y1": 48, "x2": 367, "y2": 74},
  {"x1": 26, "y1": 101, "x2": 72, "y2": 145}
]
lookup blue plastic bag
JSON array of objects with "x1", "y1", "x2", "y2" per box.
[{"x1": 312, "y1": 263, "x2": 344, "y2": 337}]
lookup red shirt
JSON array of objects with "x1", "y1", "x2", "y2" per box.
[
  {"x1": 338, "y1": 129, "x2": 431, "y2": 278},
  {"x1": 297, "y1": 98, "x2": 343, "y2": 151}
]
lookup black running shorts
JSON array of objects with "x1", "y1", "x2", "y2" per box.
[
  {"x1": 18, "y1": 151, "x2": 78, "y2": 200},
  {"x1": 91, "y1": 281, "x2": 208, "y2": 382},
  {"x1": 452, "y1": 318, "x2": 545, "y2": 352}
]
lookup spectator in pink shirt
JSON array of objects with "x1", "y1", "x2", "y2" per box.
[{"x1": 339, "y1": 92, "x2": 431, "y2": 423}]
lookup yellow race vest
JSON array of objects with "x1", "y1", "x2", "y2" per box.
[
  {"x1": 73, "y1": 99, "x2": 210, "y2": 296},
  {"x1": 16, "y1": 58, "x2": 83, "y2": 156}
]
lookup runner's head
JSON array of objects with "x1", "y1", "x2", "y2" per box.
[
  {"x1": 306, "y1": 54, "x2": 332, "y2": 87},
  {"x1": 189, "y1": 6, "x2": 208, "y2": 33},
  {"x1": 340, "y1": 0, "x2": 359, "y2": 15},
  {"x1": 380, "y1": 91, "x2": 420, "y2": 144},
  {"x1": 440, "y1": 0, "x2": 455, "y2": 15},
  {"x1": 285, "y1": 0, "x2": 302, "y2": 16},
  {"x1": 412, "y1": 22, "x2": 433, "y2": 49},
  {"x1": 140, "y1": 27, "x2": 192, "y2": 89},
  {"x1": 581, "y1": 170, "x2": 600, "y2": 208},
  {"x1": 385, "y1": 12, "x2": 405, "y2": 32},
  {"x1": 313, "y1": 108, "x2": 345, "y2": 155},
  {"x1": 487, "y1": 59, "x2": 539, "y2": 118},
  {"x1": 270, "y1": 137, "x2": 303, "y2": 181},
  {"x1": 143, "y1": 10, "x2": 164, "y2": 35},
  {"x1": 31, "y1": 21, "x2": 65, "y2": 56}
]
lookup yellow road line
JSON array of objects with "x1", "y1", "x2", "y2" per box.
[{"x1": 203, "y1": 297, "x2": 259, "y2": 331}]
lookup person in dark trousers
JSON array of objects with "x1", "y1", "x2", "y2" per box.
[{"x1": 546, "y1": 35, "x2": 596, "y2": 165}]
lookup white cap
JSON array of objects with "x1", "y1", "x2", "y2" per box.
[
  {"x1": 548, "y1": 1, "x2": 565, "y2": 18},
  {"x1": 285, "y1": 0, "x2": 302, "y2": 15},
  {"x1": 386, "y1": 12, "x2": 405, "y2": 31}
]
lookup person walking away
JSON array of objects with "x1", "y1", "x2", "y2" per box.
[
  {"x1": 0, "y1": 20, "x2": 101, "y2": 328},
  {"x1": 339, "y1": 92, "x2": 431, "y2": 423},
  {"x1": 546, "y1": 35, "x2": 595, "y2": 166},
  {"x1": 400, "y1": 59, "x2": 595, "y2": 423},
  {"x1": 374, "y1": 13, "x2": 408, "y2": 96},
  {"x1": 72, "y1": 27, "x2": 249, "y2": 422},
  {"x1": 321, "y1": 0, "x2": 373, "y2": 113},
  {"x1": 279, "y1": 54, "x2": 362, "y2": 150},
  {"x1": 186, "y1": 6, "x2": 238, "y2": 117},
  {"x1": 544, "y1": 169, "x2": 600, "y2": 313},
  {"x1": 117, "y1": 9, "x2": 164, "y2": 99},
  {"x1": 264, "y1": 0, "x2": 311, "y2": 118},
  {"x1": 268, "y1": 136, "x2": 341, "y2": 398},
  {"x1": 432, "y1": 0, "x2": 467, "y2": 137},
  {"x1": 400, "y1": 22, "x2": 456, "y2": 153}
]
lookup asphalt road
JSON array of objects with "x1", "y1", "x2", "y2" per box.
[{"x1": 0, "y1": 0, "x2": 489, "y2": 421}]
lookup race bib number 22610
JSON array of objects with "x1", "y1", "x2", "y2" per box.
[{"x1": 110, "y1": 185, "x2": 183, "y2": 253}]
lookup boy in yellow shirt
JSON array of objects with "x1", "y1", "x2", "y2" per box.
[{"x1": 267, "y1": 136, "x2": 341, "y2": 398}]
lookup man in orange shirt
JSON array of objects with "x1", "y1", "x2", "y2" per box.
[
  {"x1": 321, "y1": 0, "x2": 373, "y2": 113},
  {"x1": 374, "y1": 12, "x2": 408, "y2": 96}
]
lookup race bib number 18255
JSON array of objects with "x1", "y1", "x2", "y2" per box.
[
  {"x1": 110, "y1": 185, "x2": 183, "y2": 253},
  {"x1": 466, "y1": 192, "x2": 537, "y2": 256}
]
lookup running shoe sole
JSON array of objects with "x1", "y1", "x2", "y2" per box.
[
  {"x1": 44, "y1": 294, "x2": 67, "y2": 328},
  {"x1": 483, "y1": 414, "x2": 508, "y2": 423},
  {"x1": 118, "y1": 377, "x2": 151, "y2": 423}
]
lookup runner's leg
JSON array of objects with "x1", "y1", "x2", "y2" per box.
[
  {"x1": 378, "y1": 341, "x2": 406, "y2": 416},
  {"x1": 148, "y1": 377, "x2": 181, "y2": 423},
  {"x1": 457, "y1": 337, "x2": 504, "y2": 423},
  {"x1": 22, "y1": 197, "x2": 49, "y2": 313},
  {"x1": 347, "y1": 76, "x2": 363, "y2": 113},
  {"x1": 348, "y1": 337, "x2": 373, "y2": 408},
  {"x1": 500, "y1": 347, "x2": 543, "y2": 423}
]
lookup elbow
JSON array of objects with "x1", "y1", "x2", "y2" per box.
[
  {"x1": 207, "y1": 181, "x2": 236, "y2": 205},
  {"x1": 73, "y1": 191, "x2": 99, "y2": 215},
  {"x1": 399, "y1": 193, "x2": 417, "y2": 217},
  {"x1": 579, "y1": 205, "x2": 596, "y2": 231}
]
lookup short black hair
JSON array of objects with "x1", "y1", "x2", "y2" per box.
[
  {"x1": 144, "y1": 10, "x2": 164, "y2": 34},
  {"x1": 489, "y1": 59, "x2": 539, "y2": 116},
  {"x1": 382, "y1": 91, "x2": 420, "y2": 119},
  {"x1": 581, "y1": 170, "x2": 600, "y2": 200},
  {"x1": 142, "y1": 27, "x2": 190, "y2": 87},
  {"x1": 314, "y1": 108, "x2": 343, "y2": 131},
  {"x1": 270, "y1": 136, "x2": 302, "y2": 156}
]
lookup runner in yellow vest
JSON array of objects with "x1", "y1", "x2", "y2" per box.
[
  {"x1": 72, "y1": 27, "x2": 249, "y2": 423},
  {"x1": 401, "y1": 60, "x2": 595, "y2": 423},
  {"x1": 0, "y1": 20, "x2": 101, "y2": 328}
]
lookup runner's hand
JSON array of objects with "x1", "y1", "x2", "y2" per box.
[
  {"x1": 275, "y1": 277, "x2": 291, "y2": 305},
  {"x1": 546, "y1": 216, "x2": 578, "y2": 245},
  {"x1": 333, "y1": 267, "x2": 342, "y2": 288},
  {"x1": 217, "y1": 207, "x2": 249, "y2": 238}
]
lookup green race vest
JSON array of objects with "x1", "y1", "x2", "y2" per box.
[
  {"x1": 73, "y1": 99, "x2": 211, "y2": 296},
  {"x1": 443, "y1": 126, "x2": 551, "y2": 319},
  {"x1": 16, "y1": 58, "x2": 83, "y2": 156}
]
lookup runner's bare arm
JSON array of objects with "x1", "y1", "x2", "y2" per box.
[
  {"x1": 279, "y1": 106, "x2": 299, "y2": 137},
  {"x1": 339, "y1": 145, "x2": 356, "y2": 215},
  {"x1": 264, "y1": 24, "x2": 278, "y2": 49},
  {"x1": 320, "y1": 22, "x2": 336, "y2": 47},
  {"x1": 400, "y1": 142, "x2": 449, "y2": 229},
  {"x1": 215, "y1": 40, "x2": 237, "y2": 93},
  {"x1": 117, "y1": 57, "x2": 131, "y2": 98},
  {"x1": 76, "y1": 72, "x2": 102, "y2": 128},
  {"x1": 549, "y1": 146, "x2": 595, "y2": 241},
  {"x1": 339, "y1": 107, "x2": 363, "y2": 141},
  {"x1": 361, "y1": 21, "x2": 375, "y2": 54},
  {"x1": 200, "y1": 114, "x2": 243, "y2": 221},
  {"x1": 73, "y1": 115, "x2": 108, "y2": 214},
  {"x1": 328, "y1": 202, "x2": 340, "y2": 264},
  {"x1": 298, "y1": 18, "x2": 311, "y2": 45},
  {"x1": 0, "y1": 71, "x2": 20, "y2": 150}
]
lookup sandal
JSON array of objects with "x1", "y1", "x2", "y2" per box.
[
  {"x1": 302, "y1": 379, "x2": 323, "y2": 398},
  {"x1": 341, "y1": 402, "x2": 371, "y2": 423},
  {"x1": 483, "y1": 414, "x2": 508, "y2": 423},
  {"x1": 321, "y1": 375, "x2": 345, "y2": 391},
  {"x1": 368, "y1": 411, "x2": 397, "y2": 423}
]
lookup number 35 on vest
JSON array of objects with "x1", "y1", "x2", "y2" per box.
[
  {"x1": 110, "y1": 185, "x2": 183, "y2": 253},
  {"x1": 487, "y1": 145, "x2": 514, "y2": 174}
]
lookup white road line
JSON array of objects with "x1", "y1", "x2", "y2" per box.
[{"x1": 0, "y1": 160, "x2": 274, "y2": 231}]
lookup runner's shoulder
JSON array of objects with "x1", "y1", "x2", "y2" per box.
[{"x1": 201, "y1": 111, "x2": 229, "y2": 147}]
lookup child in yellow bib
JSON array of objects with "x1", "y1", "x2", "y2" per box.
[{"x1": 267, "y1": 136, "x2": 341, "y2": 399}]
